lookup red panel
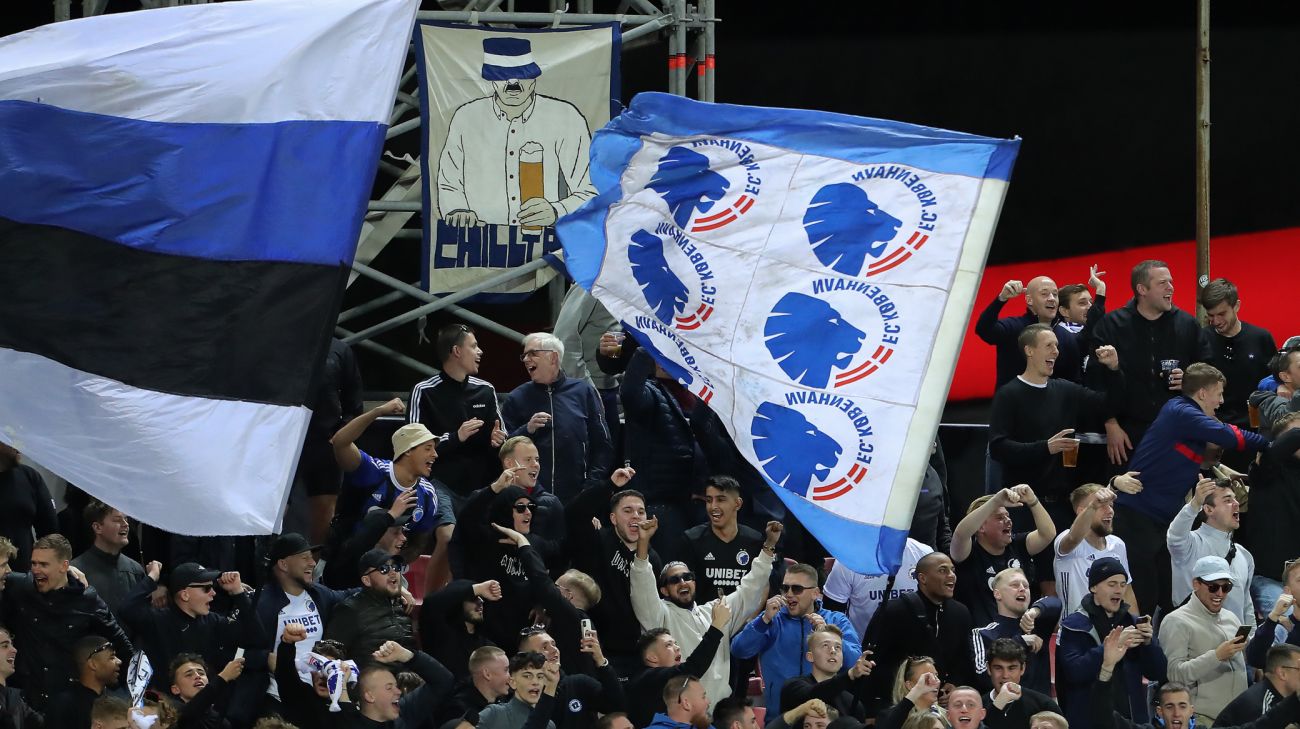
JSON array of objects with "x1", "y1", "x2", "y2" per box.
[{"x1": 949, "y1": 227, "x2": 1299, "y2": 401}]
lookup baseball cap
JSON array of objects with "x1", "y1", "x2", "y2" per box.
[
  {"x1": 269, "y1": 533, "x2": 322, "y2": 563},
  {"x1": 1088, "y1": 557, "x2": 1129, "y2": 587},
  {"x1": 168, "y1": 563, "x2": 222, "y2": 593},
  {"x1": 392, "y1": 423, "x2": 436, "y2": 460},
  {"x1": 1193, "y1": 555, "x2": 1234, "y2": 583},
  {"x1": 358, "y1": 548, "x2": 399, "y2": 576}
]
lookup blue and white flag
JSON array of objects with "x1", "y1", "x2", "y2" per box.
[
  {"x1": 558, "y1": 93, "x2": 1019, "y2": 575},
  {"x1": 0, "y1": 0, "x2": 417, "y2": 535}
]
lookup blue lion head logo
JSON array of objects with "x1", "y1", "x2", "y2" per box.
[
  {"x1": 764, "y1": 292, "x2": 866, "y2": 388},
  {"x1": 628, "y1": 229, "x2": 689, "y2": 324},
  {"x1": 647, "y1": 146, "x2": 730, "y2": 228},
  {"x1": 750, "y1": 402, "x2": 842, "y2": 497},
  {"x1": 802, "y1": 183, "x2": 903, "y2": 276}
]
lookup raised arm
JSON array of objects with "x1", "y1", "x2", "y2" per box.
[
  {"x1": 630, "y1": 516, "x2": 669, "y2": 630},
  {"x1": 331, "y1": 398, "x2": 406, "y2": 472},
  {"x1": 1058, "y1": 488, "x2": 1114, "y2": 555},
  {"x1": 952, "y1": 488, "x2": 1011, "y2": 563}
]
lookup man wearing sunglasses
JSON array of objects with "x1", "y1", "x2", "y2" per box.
[
  {"x1": 44, "y1": 634, "x2": 121, "y2": 729},
  {"x1": 119, "y1": 560, "x2": 253, "y2": 692},
  {"x1": 1159, "y1": 556, "x2": 1249, "y2": 726},
  {"x1": 633, "y1": 516, "x2": 782, "y2": 712},
  {"x1": 324, "y1": 549, "x2": 416, "y2": 661}
]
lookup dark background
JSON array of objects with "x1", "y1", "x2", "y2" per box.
[{"x1": 7, "y1": 2, "x2": 1298, "y2": 395}]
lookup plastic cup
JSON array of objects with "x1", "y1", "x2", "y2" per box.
[
  {"x1": 607, "y1": 330, "x2": 626, "y2": 356},
  {"x1": 1062, "y1": 440, "x2": 1081, "y2": 468},
  {"x1": 1249, "y1": 402, "x2": 1261, "y2": 429}
]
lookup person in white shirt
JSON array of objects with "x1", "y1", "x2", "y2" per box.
[
  {"x1": 1168, "y1": 477, "x2": 1255, "y2": 627},
  {"x1": 822, "y1": 538, "x2": 932, "y2": 639},
  {"x1": 1053, "y1": 484, "x2": 1137, "y2": 614}
]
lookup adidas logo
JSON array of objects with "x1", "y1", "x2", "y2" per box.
[{"x1": 705, "y1": 552, "x2": 715, "y2": 561}]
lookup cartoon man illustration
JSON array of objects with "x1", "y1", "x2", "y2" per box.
[{"x1": 437, "y1": 37, "x2": 598, "y2": 229}]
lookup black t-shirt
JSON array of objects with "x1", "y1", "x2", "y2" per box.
[
  {"x1": 0, "y1": 464, "x2": 58, "y2": 572},
  {"x1": 681, "y1": 523, "x2": 765, "y2": 595},
  {"x1": 1202, "y1": 321, "x2": 1276, "y2": 427},
  {"x1": 954, "y1": 533, "x2": 1035, "y2": 627}
]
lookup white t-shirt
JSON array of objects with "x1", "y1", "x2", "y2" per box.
[
  {"x1": 268, "y1": 590, "x2": 325, "y2": 698},
  {"x1": 823, "y1": 538, "x2": 933, "y2": 637},
  {"x1": 1053, "y1": 531, "x2": 1131, "y2": 614}
]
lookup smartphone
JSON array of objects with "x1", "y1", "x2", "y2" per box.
[
  {"x1": 1235, "y1": 625, "x2": 1251, "y2": 641},
  {"x1": 1136, "y1": 615, "x2": 1151, "y2": 625},
  {"x1": 580, "y1": 619, "x2": 594, "y2": 638},
  {"x1": 234, "y1": 647, "x2": 245, "y2": 661}
]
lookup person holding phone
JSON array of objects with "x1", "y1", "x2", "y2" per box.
[{"x1": 1158, "y1": 556, "x2": 1250, "y2": 725}]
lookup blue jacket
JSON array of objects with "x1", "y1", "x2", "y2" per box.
[
  {"x1": 1119, "y1": 395, "x2": 1269, "y2": 522},
  {"x1": 502, "y1": 372, "x2": 613, "y2": 503},
  {"x1": 1058, "y1": 598, "x2": 1166, "y2": 729},
  {"x1": 730, "y1": 607, "x2": 861, "y2": 716}
]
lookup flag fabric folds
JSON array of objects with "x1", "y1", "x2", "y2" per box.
[
  {"x1": 558, "y1": 93, "x2": 1019, "y2": 575},
  {"x1": 0, "y1": 0, "x2": 418, "y2": 535}
]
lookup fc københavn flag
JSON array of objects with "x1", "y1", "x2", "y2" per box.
[
  {"x1": 558, "y1": 93, "x2": 1019, "y2": 575},
  {"x1": 0, "y1": 0, "x2": 418, "y2": 535}
]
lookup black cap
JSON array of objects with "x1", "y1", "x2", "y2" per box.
[
  {"x1": 1088, "y1": 556, "x2": 1129, "y2": 588},
  {"x1": 358, "y1": 548, "x2": 398, "y2": 576},
  {"x1": 392, "y1": 512, "x2": 414, "y2": 529},
  {"x1": 269, "y1": 533, "x2": 322, "y2": 563},
  {"x1": 168, "y1": 562, "x2": 222, "y2": 592}
]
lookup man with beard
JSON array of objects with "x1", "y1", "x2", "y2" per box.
[
  {"x1": 333, "y1": 400, "x2": 452, "y2": 557},
  {"x1": 1058, "y1": 558, "x2": 1164, "y2": 729},
  {"x1": 629, "y1": 603, "x2": 730, "y2": 728},
  {"x1": 0, "y1": 441, "x2": 57, "y2": 573},
  {"x1": 1054, "y1": 484, "x2": 1137, "y2": 614},
  {"x1": 778, "y1": 625, "x2": 875, "y2": 720},
  {"x1": 1168, "y1": 479, "x2": 1255, "y2": 626},
  {"x1": 866, "y1": 552, "x2": 975, "y2": 711},
  {"x1": 168, "y1": 653, "x2": 246, "y2": 729},
  {"x1": 325, "y1": 549, "x2": 416, "y2": 660},
  {"x1": 646, "y1": 675, "x2": 711, "y2": 729},
  {"x1": 119, "y1": 561, "x2": 252, "y2": 691},
  {"x1": 71, "y1": 500, "x2": 146, "y2": 614},
  {"x1": 516, "y1": 626, "x2": 625, "y2": 729},
  {"x1": 971, "y1": 569, "x2": 1060, "y2": 695},
  {"x1": 420, "y1": 577, "x2": 502, "y2": 681},
  {"x1": 45, "y1": 634, "x2": 122, "y2": 729},
  {"x1": 635, "y1": 516, "x2": 781, "y2": 710},
  {"x1": 1160, "y1": 556, "x2": 1249, "y2": 726},
  {"x1": 565, "y1": 480, "x2": 655, "y2": 675},
  {"x1": 731, "y1": 560, "x2": 858, "y2": 717},
  {"x1": 1198, "y1": 280, "x2": 1277, "y2": 440},
  {"x1": 0, "y1": 534, "x2": 132, "y2": 711},
  {"x1": 952, "y1": 486, "x2": 1056, "y2": 626}
]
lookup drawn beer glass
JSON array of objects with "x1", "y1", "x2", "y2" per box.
[{"x1": 519, "y1": 142, "x2": 545, "y2": 231}]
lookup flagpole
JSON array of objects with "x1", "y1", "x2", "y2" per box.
[{"x1": 1195, "y1": 0, "x2": 1211, "y2": 324}]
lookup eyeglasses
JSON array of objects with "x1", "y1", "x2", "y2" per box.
[
  {"x1": 88, "y1": 642, "x2": 114, "y2": 659},
  {"x1": 1279, "y1": 665, "x2": 1300, "y2": 673},
  {"x1": 519, "y1": 349, "x2": 556, "y2": 361},
  {"x1": 1200, "y1": 580, "x2": 1233, "y2": 594},
  {"x1": 663, "y1": 572, "x2": 696, "y2": 585},
  {"x1": 781, "y1": 584, "x2": 812, "y2": 595},
  {"x1": 187, "y1": 583, "x2": 216, "y2": 593},
  {"x1": 512, "y1": 503, "x2": 538, "y2": 514}
]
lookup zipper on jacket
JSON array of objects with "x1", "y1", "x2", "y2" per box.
[{"x1": 548, "y1": 385, "x2": 556, "y2": 493}]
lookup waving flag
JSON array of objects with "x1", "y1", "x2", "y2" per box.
[
  {"x1": 558, "y1": 93, "x2": 1019, "y2": 574},
  {"x1": 0, "y1": 0, "x2": 417, "y2": 535}
]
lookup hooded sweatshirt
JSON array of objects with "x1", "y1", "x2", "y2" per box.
[{"x1": 458, "y1": 485, "x2": 535, "y2": 648}]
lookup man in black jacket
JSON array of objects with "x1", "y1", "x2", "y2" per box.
[
  {"x1": 324, "y1": 549, "x2": 416, "y2": 660},
  {"x1": 626, "y1": 602, "x2": 728, "y2": 727},
  {"x1": 44, "y1": 634, "x2": 121, "y2": 729},
  {"x1": 119, "y1": 561, "x2": 253, "y2": 691},
  {"x1": 1088, "y1": 259, "x2": 1208, "y2": 466},
  {"x1": 296, "y1": 337, "x2": 365, "y2": 546},
  {"x1": 1217, "y1": 644, "x2": 1300, "y2": 727},
  {"x1": 0, "y1": 625, "x2": 41, "y2": 729},
  {"x1": 334, "y1": 641, "x2": 455, "y2": 728},
  {"x1": 979, "y1": 640, "x2": 1060, "y2": 729},
  {"x1": 435, "y1": 646, "x2": 511, "y2": 729},
  {"x1": 419, "y1": 578, "x2": 501, "y2": 680},
  {"x1": 778, "y1": 625, "x2": 875, "y2": 720},
  {"x1": 517, "y1": 627, "x2": 625, "y2": 729},
  {"x1": 0, "y1": 534, "x2": 132, "y2": 711},
  {"x1": 169, "y1": 653, "x2": 245, "y2": 729},
  {"x1": 322, "y1": 496, "x2": 412, "y2": 590}
]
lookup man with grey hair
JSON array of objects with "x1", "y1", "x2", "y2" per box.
[{"x1": 502, "y1": 332, "x2": 613, "y2": 503}]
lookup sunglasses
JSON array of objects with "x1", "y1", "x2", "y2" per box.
[
  {"x1": 187, "y1": 583, "x2": 216, "y2": 593},
  {"x1": 663, "y1": 572, "x2": 696, "y2": 586},
  {"x1": 513, "y1": 503, "x2": 538, "y2": 514},
  {"x1": 88, "y1": 641, "x2": 114, "y2": 659},
  {"x1": 1200, "y1": 580, "x2": 1233, "y2": 594},
  {"x1": 520, "y1": 624, "x2": 549, "y2": 637},
  {"x1": 366, "y1": 562, "x2": 407, "y2": 576},
  {"x1": 781, "y1": 584, "x2": 812, "y2": 595}
]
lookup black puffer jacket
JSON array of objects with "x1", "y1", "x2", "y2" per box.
[
  {"x1": 322, "y1": 588, "x2": 415, "y2": 660},
  {"x1": 0, "y1": 573, "x2": 132, "y2": 711},
  {"x1": 620, "y1": 348, "x2": 709, "y2": 503}
]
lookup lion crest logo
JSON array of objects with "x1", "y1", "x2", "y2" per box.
[
  {"x1": 802, "y1": 183, "x2": 903, "y2": 276},
  {"x1": 764, "y1": 292, "x2": 867, "y2": 388},
  {"x1": 750, "y1": 402, "x2": 843, "y2": 497},
  {"x1": 628, "y1": 229, "x2": 689, "y2": 324},
  {"x1": 647, "y1": 146, "x2": 731, "y2": 228}
]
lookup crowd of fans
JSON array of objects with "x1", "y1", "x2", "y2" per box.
[{"x1": 1, "y1": 258, "x2": 1298, "y2": 729}]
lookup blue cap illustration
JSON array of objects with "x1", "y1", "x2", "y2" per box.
[{"x1": 482, "y1": 37, "x2": 542, "y2": 81}]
